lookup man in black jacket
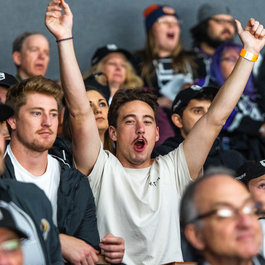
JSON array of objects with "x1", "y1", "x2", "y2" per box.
[
  {"x1": 0, "y1": 101, "x2": 63, "y2": 265},
  {"x1": 3, "y1": 76, "x2": 124, "y2": 264},
  {"x1": 152, "y1": 85, "x2": 245, "y2": 171}
]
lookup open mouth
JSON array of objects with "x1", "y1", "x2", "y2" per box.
[
  {"x1": 167, "y1": 33, "x2": 175, "y2": 39},
  {"x1": 134, "y1": 138, "x2": 146, "y2": 151}
]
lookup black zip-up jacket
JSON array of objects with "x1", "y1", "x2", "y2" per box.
[
  {"x1": 2, "y1": 153, "x2": 100, "y2": 250},
  {"x1": 0, "y1": 178, "x2": 63, "y2": 265}
]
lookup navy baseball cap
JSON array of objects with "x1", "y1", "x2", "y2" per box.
[
  {"x1": 236, "y1": 160, "x2": 265, "y2": 186},
  {"x1": 172, "y1": 85, "x2": 217, "y2": 114},
  {"x1": 91, "y1": 44, "x2": 132, "y2": 66}
]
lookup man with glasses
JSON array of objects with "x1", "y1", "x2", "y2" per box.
[
  {"x1": 0, "y1": 207, "x2": 27, "y2": 265},
  {"x1": 190, "y1": 3, "x2": 236, "y2": 79},
  {"x1": 180, "y1": 167, "x2": 265, "y2": 264}
]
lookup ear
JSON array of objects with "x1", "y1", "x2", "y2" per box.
[
  {"x1": 155, "y1": 126, "x2": 159, "y2": 142},
  {"x1": 171, "y1": 113, "x2": 183, "y2": 128},
  {"x1": 7, "y1": 116, "x2": 16, "y2": 131},
  {"x1": 109, "y1": 125, "x2": 117, "y2": 142},
  {"x1": 12, "y1": 51, "x2": 22, "y2": 66},
  {"x1": 184, "y1": 224, "x2": 205, "y2": 251}
]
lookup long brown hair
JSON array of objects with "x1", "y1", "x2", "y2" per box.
[{"x1": 140, "y1": 29, "x2": 196, "y2": 88}]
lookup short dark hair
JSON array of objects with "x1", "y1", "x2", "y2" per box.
[{"x1": 108, "y1": 88, "x2": 158, "y2": 128}]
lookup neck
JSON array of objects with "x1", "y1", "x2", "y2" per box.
[
  {"x1": 157, "y1": 49, "x2": 171, "y2": 58},
  {"x1": 10, "y1": 139, "x2": 48, "y2": 176},
  {"x1": 200, "y1": 42, "x2": 216, "y2": 56},
  {"x1": 17, "y1": 70, "x2": 30, "y2": 80},
  {"x1": 99, "y1": 130, "x2": 105, "y2": 145},
  {"x1": 109, "y1": 84, "x2": 121, "y2": 98}
]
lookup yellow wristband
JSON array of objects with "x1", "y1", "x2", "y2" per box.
[{"x1": 240, "y1": 48, "x2": 259, "y2": 62}]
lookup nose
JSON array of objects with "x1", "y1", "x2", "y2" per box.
[
  {"x1": 91, "y1": 103, "x2": 102, "y2": 115},
  {"x1": 42, "y1": 113, "x2": 52, "y2": 127},
  {"x1": 237, "y1": 211, "x2": 256, "y2": 229},
  {"x1": 136, "y1": 121, "x2": 145, "y2": 134}
]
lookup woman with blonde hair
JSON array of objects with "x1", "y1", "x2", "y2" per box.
[{"x1": 84, "y1": 44, "x2": 143, "y2": 103}]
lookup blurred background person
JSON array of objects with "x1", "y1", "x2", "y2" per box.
[
  {"x1": 135, "y1": 4, "x2": 197, "y2": 145},
  {"x1": 190, "y1": 2, "x2": 236, "y2": 79},
  {"x1": 0, "y1": 72, "x2": 17, "y2": 142},
  {"x1": 12, "y1": 32, "x2": 50, "y2": 81},
  {"x1": 84, "y1": 44, "x2": 143, "y2": 104},
  {"x1": 197, "y1": 42, "x2": 265, "y2": 160}
]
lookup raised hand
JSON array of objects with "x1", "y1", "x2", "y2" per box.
[
  {"x1": 45, "y1": 0, "x2": 73, "y2": 40},
  {"x1": 236, "y1": 18, "x2": 265, "y2": 54}
]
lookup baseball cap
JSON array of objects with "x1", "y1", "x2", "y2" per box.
[
  {"x1": 0, "y1": 207, "x2": 28, "y2": 239},
  {"x1": 0, "y1": 102, "x2": 14, "y2": 122},
  {"x1": 143, "y1": 4, "x2": 180, "y2": 32},
  {"x1": 172, "y1": 85, "x2": 217, "y2": 114},
  {"x1": 197, "y1": 3, "x2": 231, "y2": 24},
  {"x1": 236, "y1": 160, "x2": 265, "y2": 186},
  {"x1": 91, "y1": 44, "x2": 132, "y2": 66},
  {"x1": 84, "y1": 72, "x2": 110, "y2": 103},
  {"x1": 0, "y1": 72, "x2": 17, "y2": 88}
]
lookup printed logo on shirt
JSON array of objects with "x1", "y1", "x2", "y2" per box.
[{"x1": 40, "y1": 218, "x2": 50, "y2": 240}]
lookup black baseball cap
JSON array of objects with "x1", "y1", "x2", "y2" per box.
[
  {"x1": 91, "y1": 44, "x2": 132, "y2": 66},
  {"x1": 172, "y1": 85, "x2": 218, "y2": 114},
  {"x1": 0, "y1": 102, "x2": 14, "y2": 122},
  {"x1": 236, "y1": 160, "x2": 265, "y2": 186},
  {"x1": 84, "y1": 72, "x2": 110, "y2": 103},
  {"x1": 0, "y1": 72, "x2": 17, "y2": 88},
  {"x1": 0, "y1": 207, "x2": 28, "y2": 239}
]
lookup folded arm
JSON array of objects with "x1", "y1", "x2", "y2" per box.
[{"x1": 183, "y1": 18, "x2": 265, "y2": 179}]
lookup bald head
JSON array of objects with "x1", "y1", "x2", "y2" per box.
[{"x1": 181, "y1": 169, "x2": 262, "y2": 264}]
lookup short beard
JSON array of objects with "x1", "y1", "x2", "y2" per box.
[
  {"x1": 204, "y1": 32, "x2": 234, "y2": 49},
  {"x1": 16, "y1": 132, "x2": 55, "y2": 153}
]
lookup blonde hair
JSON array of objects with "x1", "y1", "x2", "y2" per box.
[{"x1": 84, "y1": 53, "x2": 143, "y2": 89}]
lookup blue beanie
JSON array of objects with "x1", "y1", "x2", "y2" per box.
[{"x1": 144, "y1": 4, "x2": 180, "y2": 32}]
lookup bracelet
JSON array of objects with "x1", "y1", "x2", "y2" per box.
[
  {"x1": 56, "y1": 37, "x2": 73, "y2": 43},
  {"x1": 240, "y1": 48, "x2": 259, "y2": 62}
]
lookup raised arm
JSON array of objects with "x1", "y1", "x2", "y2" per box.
[
  {"x1": 184, "y1": 18, "x2": 265, "y2": 179},
  {"x1": 45, "y1": 0, "x2": 100, "y2": 175}
]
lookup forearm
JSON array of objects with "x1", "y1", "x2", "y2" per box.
[{"x1": 57, "y1": 40, "x2": 90, "y2": 114}]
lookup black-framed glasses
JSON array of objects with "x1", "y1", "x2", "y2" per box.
[
  {"x1": 189, "y1": 198, "x2": 263, "y2": 224},
  {"x1": 210, "y1": 17, "x2": 236, "y2": 27}
]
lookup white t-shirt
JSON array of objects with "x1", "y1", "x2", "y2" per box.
[
  {"x1": 6, "y1": 145, "x2": 60, "y2": 225},
  {"x1": 88, "y1": 143, "x2": 192, "y2": 265}
]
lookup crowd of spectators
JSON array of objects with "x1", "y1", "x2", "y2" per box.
[{"x1": 1, "y1": 1, "x2": 265, "y2": 265}]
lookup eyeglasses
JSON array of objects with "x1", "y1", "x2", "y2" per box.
[
  {"x1": 210, "y1": 17, "x2": 235, "y2": 27},
  {"x1": 157, "y1": 18, "x2": 182, "y2": 27},
  {"x1": 189, "y1": 198, "x2": 263, "y2": 223},
  {"x1": 221, "y1": 56, "x2": 239, "y2": 63},
  {"x1": 0, "y1": 239, "x2": 21, "y2": 254}
]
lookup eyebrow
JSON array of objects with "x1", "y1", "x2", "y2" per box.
[
  {"x1": 29, "y1": 107, "x2": 58, "y2": 112},
  {"x1": 121, "y1": 114, "x2": 155, "y2": 121},
  {"x1": 210, "y1": 196, "x2": 252, "y2": 208}
]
